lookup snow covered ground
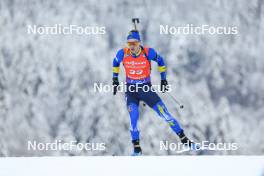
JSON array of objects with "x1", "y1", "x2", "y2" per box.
[{"x1": 0, "y1": 156, "x2": 263, "y2": 176}]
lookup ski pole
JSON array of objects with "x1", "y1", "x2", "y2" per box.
[{"x1": 166, "y1": 92, "x2": 184, "y2": 109}]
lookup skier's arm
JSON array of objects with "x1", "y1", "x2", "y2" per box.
[
  {"x1": 112, "y1": 49, "x2": 124, "y2": 79},
  {"x1": 148, "y1": 48, "x2": 167, "y2": 80},
  {"x1": 112, "y1": 49, "x2": 124, "y2": 95}
]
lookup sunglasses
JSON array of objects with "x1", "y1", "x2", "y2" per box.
[{"x1": 127, "y1": 42, "x2": 139, "y2": 47}]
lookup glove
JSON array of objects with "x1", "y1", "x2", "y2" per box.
[
  {"x1": 160, "y1": 79, "x2": 168, "y2": 93},
  {"x1": 112, "y1": 77, "x2": 119, "y2": 95}
]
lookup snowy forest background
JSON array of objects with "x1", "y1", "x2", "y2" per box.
[{"x1": 0, "y1": 0, "x2": 264, "y2": 156}]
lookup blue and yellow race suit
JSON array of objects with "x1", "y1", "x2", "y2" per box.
[{"x1": 113, "y1": 46, "x2": 183, "y2": 141}]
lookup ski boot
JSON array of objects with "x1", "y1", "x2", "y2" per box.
[
  {"x1": 131, "y1": 139, "x2": 142, "y2": 156},
  {"x1": 178, "y1": 131, "x2": 200, "y2": 150}
]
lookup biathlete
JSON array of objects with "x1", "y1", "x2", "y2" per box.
[{"x1": 112, "y1": 30, "x2": 194, "y2": 155}]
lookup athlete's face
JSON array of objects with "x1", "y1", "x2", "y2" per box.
[{"x1": 127, "y1": 41, "x2": 140, "y2": 53}]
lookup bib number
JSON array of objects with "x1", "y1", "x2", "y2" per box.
[{"x1": 129, "y1": 69, "x2": 143, "y2": 75}]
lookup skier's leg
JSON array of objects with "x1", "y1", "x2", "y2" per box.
[
  {"x1": 138, "y1": 84, "x2": 193, "y2": 147},
  {"x1": 127, "y1": 102, "x2": 142, "y2": 155},
  {"x1": 137, "y1": 84, "x2": 183, "y2": 134},
  {"x1": 152, "y1": 100, "x2": 193, "y2": 146},
  {"x1": 127, "y1": 103, "x2": 140, "y2": 141},
  {"x1": 152, "y1": 100, "x2": 183, "y2": 134},
  {"x1": 125, "y1": 86, "x2": 142, "y2": 155}
]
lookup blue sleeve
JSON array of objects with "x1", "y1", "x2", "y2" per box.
[
  {"x1": 148, "y1": 48, "x2": 167, "y2": 80},
  {"x1": 112, "y1": 49, "x2": 124, "y2": 78}
]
